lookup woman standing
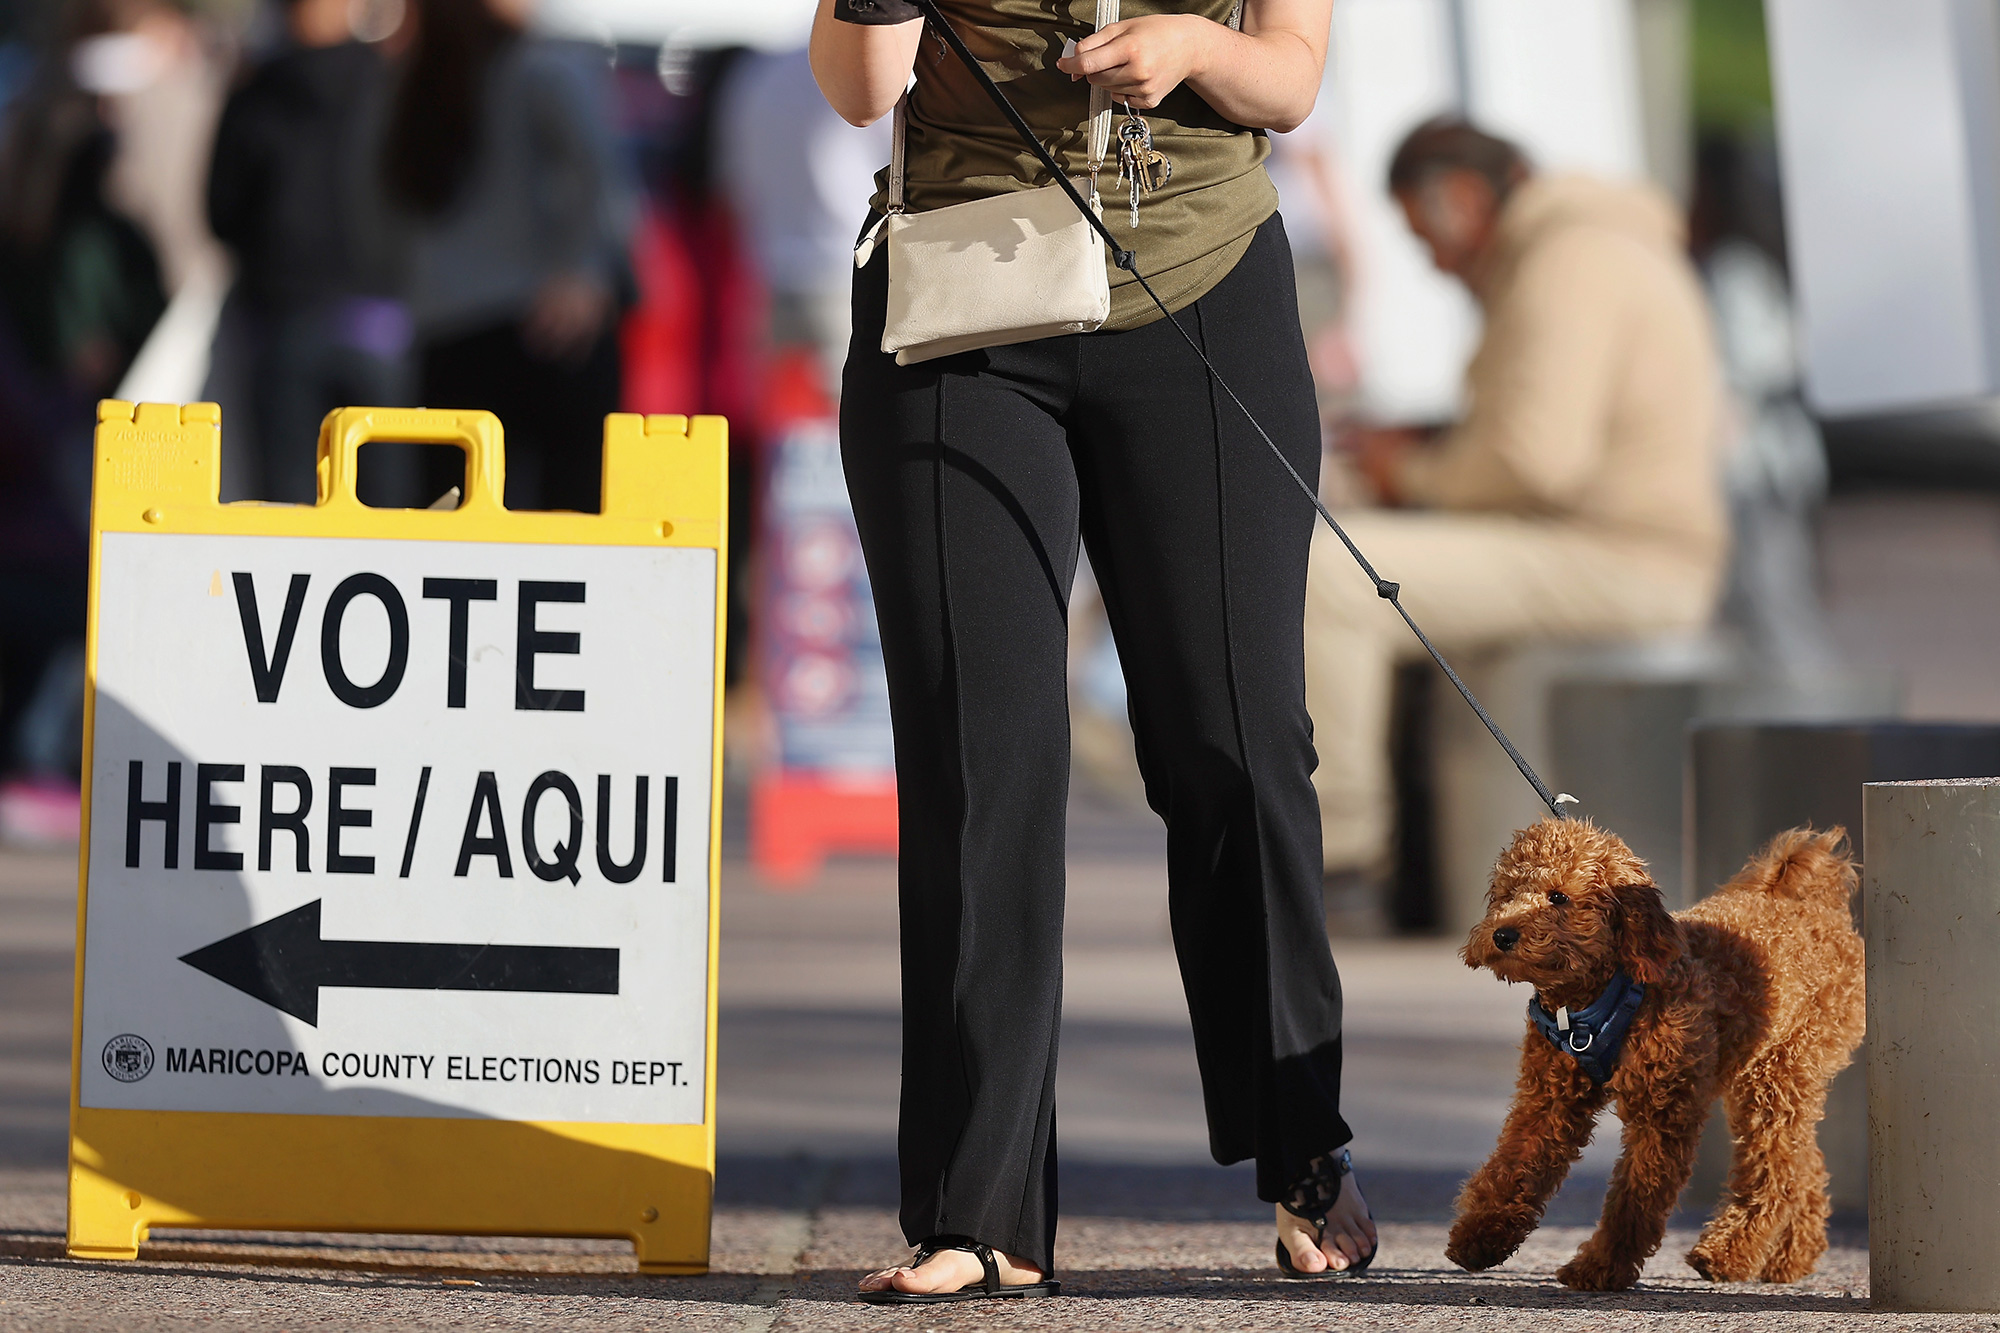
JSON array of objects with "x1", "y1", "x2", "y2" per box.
[
  {"x1": 811, "y1": 0, "x2": 1375, "y2": 1301},
  {"x1": 381, "y1": 0, "x2": 627, "y2": 511}
]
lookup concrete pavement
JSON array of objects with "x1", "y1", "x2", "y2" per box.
[{"x1": 0, "y1": 808, "x2": 1946, "y2": 1331}]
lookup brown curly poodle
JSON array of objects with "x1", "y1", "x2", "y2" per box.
[{"x1": 1445, "y1": 818, "x2": 1864, "y2": 1292}]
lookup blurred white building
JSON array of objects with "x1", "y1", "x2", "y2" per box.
[{"x1": 1766, "y1": 0, "x2": 2000, "y2": 421}]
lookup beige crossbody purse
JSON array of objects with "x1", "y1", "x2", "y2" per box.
[{"x1": 854, "y1": 0, "x2": 1119, "y2": 366}]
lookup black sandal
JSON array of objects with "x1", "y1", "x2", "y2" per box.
[
  {"x1": 1276, "y1": 1147, "x2": 1376, "y2": 1277},
  {"x1": 857, "y1": 1235, "x2": 1063, "y2": 1304}
]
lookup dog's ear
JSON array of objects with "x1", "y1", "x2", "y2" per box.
[{"x1": 1612, "y1": 881, "x2": 1680, "y2": 986}]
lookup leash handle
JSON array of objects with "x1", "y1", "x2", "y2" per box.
[{"x1": 906, "y1": 0, "x2": 1574, "y2": 822}]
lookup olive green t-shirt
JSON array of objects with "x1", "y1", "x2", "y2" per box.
[{"x1": 871, "y1": 0, "x2": 1279, "y2": 331}]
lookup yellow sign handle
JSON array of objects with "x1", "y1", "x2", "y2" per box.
[{"x1": 315, "y1": 407, "x2": 508, "y2": 514}]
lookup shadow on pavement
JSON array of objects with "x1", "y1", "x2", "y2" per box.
[{"x1": 717, "y1": 1153, "x2": 1618, "y2": 1226}]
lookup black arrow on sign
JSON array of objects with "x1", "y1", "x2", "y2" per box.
[{"x1": 178, "y1": 899, "x2": 619, "y2": 1026}]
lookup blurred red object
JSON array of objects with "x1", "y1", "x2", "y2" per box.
[
  {"x1": 750, "y1": 773, "x2": 897, "y2": 886},
  {"x1": 758, "y1": 343, "x2": 831, "y2": 434},
  {"x1": 620, "y1": 199, "x2": 764, "y2": 430}
]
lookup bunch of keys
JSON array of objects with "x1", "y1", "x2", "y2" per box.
[{"x1": 1116, "y1": 108, "x2": 1171, "y2": 229}]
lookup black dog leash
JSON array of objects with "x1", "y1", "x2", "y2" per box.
[{"x1": 912, "y1": 0, "x2": 1574, "y2": 821}]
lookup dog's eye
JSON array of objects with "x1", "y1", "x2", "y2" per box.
[{"x1": 1548, "y1": 891, "x2": 1569, "y2": 906}]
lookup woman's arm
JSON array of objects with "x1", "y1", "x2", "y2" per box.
[
  {"x1": 1056, "y1": 0, "x2": 1333, "y2": 133},
  {"x1": 809, "y1": 0, "x2": 925, "y2": 127}
]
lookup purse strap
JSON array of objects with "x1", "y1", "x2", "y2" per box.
[
  {"x1": 888, "y1": 0, "x2": 1118, "y2": 215},
  {"x1": 1085, "y1": 0, "x2": 1118, "y2": 175}
]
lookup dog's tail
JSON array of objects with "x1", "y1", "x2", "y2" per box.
[{"x1": 1724, "y1": 825, "x2": 1857, "y2": 907}]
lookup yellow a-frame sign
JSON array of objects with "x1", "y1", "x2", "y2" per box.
[{"x1": 68, "y1": 401, "x2": 726, "y2": 1271}]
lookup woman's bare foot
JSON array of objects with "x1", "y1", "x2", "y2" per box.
[
  {"x1": 1277, "y1": 1169, "x2": 1377, "y2": 1273},
  {"x1": 857, "y1": 1244, "x2": 1044, "y2": 1296}
]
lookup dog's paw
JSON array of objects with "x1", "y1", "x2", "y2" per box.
[
  {"x1": 1687, "y1": 1226, "x2": 1761, "y2": 1283},
  {"x1": 1446, "y1": 1215, "x2": 1524, "y2": 1272},
  {"x1": 1684, "y1": 1243, "x2": 1722, "y2": 1282},
  {"x1": 1685, "y1": 1241, "x2": 1740, "y2": 1283},
  {"x1": 1556, "y1": 1248, "x2": 1642, "y2": 1292}
]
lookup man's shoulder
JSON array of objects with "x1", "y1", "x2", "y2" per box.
[
  {"x1": 1499, "y1": 211, "x2": 1701, "y2": 324},
  {"x1": 1521, "y1": 215, "x2": 1680, "y2": 273},
  {"x1": 1499, "y1": 176, "x2": 1691, "y2": 282}
]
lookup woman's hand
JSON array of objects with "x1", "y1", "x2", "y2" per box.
[
  {"x1": 1056, "y1": 14, "x2": 1209, "y2": 111},
  {"x1": 1060, "y1": 0, "x2": 1331, "y2": 133}
]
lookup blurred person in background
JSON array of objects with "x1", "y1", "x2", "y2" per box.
[
  {"x1": 208, "y1": 0, "x2": 406, "y2": 503},
  {"x1": 0, "y1": 0, "x2": 170, "y2": 843},
  {"x1": 618, "y1": 46, "x2": 764, "y2": 690},
  {"x1": 79, "y1": 0, "x2": 230, "y2": 301},
  {"x1": 380, "y1": 0, "x2": 631, "y2": 512},
  {"x1": 713, "y1": 47, "x2": 889, "y2": 391},
  {"x1": 1, "y1": 2, "x2": 36, "y2": 113},
  {"x1": 1304, "y1": 117, "x2": 1725, "y2": 888}
]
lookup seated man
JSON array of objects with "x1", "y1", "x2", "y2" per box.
[{"x1": 1307, "y1": 118, "x2": 1726, "y2": 881}]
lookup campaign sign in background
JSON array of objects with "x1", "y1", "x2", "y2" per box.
[
  {"x1": 763, "y1": 421, "x2": 893, "y2": 777},
  {"x1": 79, "y1": 532, "x2": 715, "y2": 1124}
]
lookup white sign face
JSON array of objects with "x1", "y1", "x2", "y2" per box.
[{"x1": 78, "y1": 533, "x2": 716, "y2": 1123}]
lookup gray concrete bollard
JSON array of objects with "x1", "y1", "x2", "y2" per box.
[{"x1": 1864, "y1": 778, "x2": 2000, "y2": 1312}]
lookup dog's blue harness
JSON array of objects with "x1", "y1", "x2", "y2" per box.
[{"x1": 1529, "y1": 972, "x2": 1647, "y2": 1085}]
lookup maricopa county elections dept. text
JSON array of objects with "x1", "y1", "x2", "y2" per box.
[{"x1": 78, "y1": 535, "x2": 717, "y2": 1123}]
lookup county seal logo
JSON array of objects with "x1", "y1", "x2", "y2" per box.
[{"x1": 102, "y1": 1034, "x2": 154, "y2": 1083}]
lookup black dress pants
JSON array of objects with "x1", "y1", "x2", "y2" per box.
[{"x1": 841, "y1": 214, "x2": 1351, "y2": 1273}]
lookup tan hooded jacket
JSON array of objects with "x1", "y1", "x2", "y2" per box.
[{"x1": 1394, "y1": 174, "x2": 1726, "y2": 577}]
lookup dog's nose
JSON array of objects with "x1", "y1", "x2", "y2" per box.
[{"x1": 1492, "y1": 926, "x2": 1520, "y2": 951}]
